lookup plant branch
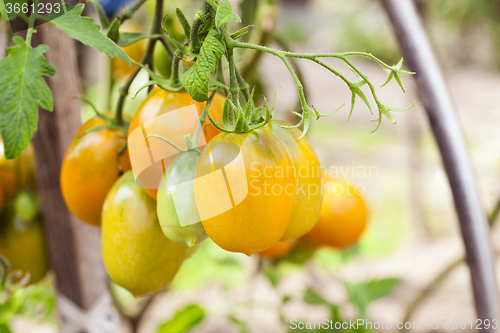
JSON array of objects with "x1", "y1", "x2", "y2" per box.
[{"x1": 115, "y1": 0, "x2": 164, "y2": 125}]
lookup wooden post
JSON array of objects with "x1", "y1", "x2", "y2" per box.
[{"x1": 32, "y1": 22, "x2": 112, "y2": 316}]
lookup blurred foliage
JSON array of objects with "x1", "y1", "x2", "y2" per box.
[
  {"x1": 155, "y1": 304, "x2": 205, "y2": 333},
  {"x1": 0, "y1": 276, "x2": 56, "y2": 331},
  {"x1": 421, "y1": 0, "x2": 500, "y2": 68}
]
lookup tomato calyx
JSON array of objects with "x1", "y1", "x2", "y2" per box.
[{"x1": 206, "y1": 87, "x2": 272, "y2": 134}]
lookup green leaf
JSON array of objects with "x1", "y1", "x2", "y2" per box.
[
  {"x1": 51, "y1": 4, "x2": 130, "y2": 65},
  {"x1": 215, "y1": 0, "x2": 241, "y2": 27},
  {"x1": 106, "y1": 18, "x2": 120, "y2": 43},
  {"x1": 344, "y1": 278, "x2": 400, "y2": 318},
  {"x1": 118, "y1": 33, "x2": 161, "y2": 47},
  {"x1": 302, "y1": 289, "x2": 338, "y2": 311},
  {"x1": 176, "y1": 8, "x2": 191, "y2": 41},
  {"x1": 182, "y1": 29, "x2": 224, "y2": 102},
  {"x1": 155, "y1": 304, "x2": 205, "y2": 333},
  {"x1": 0, "y1": 37, "x2": 55, "y2": 159}
]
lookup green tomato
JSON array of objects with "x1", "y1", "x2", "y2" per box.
[
  {"x1": 154, "y1": 43, "x2": 172, "y2": 79},
  {"x1": 157, "y1": 150, "x2": 208, "y2": 247}
]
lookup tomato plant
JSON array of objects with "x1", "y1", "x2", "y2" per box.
[
  {"x1": 0, "y1": 0, "x2": 417, "y2": 329},
  {"x1": 60, "y1": 115, "x2": 131, "y2": 226},
  {"x1": 102, "y1": 171, "x2": 188, "y2": 297}
]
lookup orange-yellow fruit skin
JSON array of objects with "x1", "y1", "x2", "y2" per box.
[
  {"x1": 194, "y1": 128, "x2": 296, "y2": 256},
  {"x1": 128, "y1": 87, "x2": 225, "y2": 200},
  {"x1": 60, "y1": 116, "x2": 131, "y2": 226},
  {"x1": 269, "y1": 121, "x2": 323, "y2": 242},
  {"x1": 307, "y1": 178, "x2": 368, "y2": 249}
]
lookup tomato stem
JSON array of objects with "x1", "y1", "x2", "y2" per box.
[{"x1": 115, "y1": 0, "x2": 164, "y2": 125}]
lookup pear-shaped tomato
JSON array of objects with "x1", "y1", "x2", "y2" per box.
[
  {"x1": 127, "y1": 87, "x2": 225, "y2": 200},
  {"x1": 270, "y1": 121, "x2": 323, "y2": 241},
  {"x1": 307, "y1": 178, "x2": 368, "y2": 249},
  {"x1": 0, "y1": 193, "x2": 50, "y2": 285},
  {"x1": 258, "y1": 240, "x2": 297, "y2": 260},
  {"x1": 60, "y1": 116, "x2": 131, "y2": 226},
  {"x1": 194, "y1": 128, "x2": 296, "y2": 256},
  {"x1": 157, "y1": 150, "x2": 208, "y2": 247},
  {"x1": 102, "y1": 171, "x2": 188, "y2": 297},
  {"x1": 0, "y1": 140, "x2": 36, "y2": 198}
]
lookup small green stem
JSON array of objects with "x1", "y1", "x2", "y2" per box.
[
  {"x1": 227, "y1": 50, "x2": 239, "y2": 105},
  {"x1": 221, "y1": 28, "x2": 239, "y2": 105},
  {"x1": 235, "y1": 67, "x2": 250, "y2": 102},
  {"x1": 144, "y1": 135, "x2": 184, "y2": 153},
  {"x1": 216, "y1": 58, "x2": 228, "y2": 97},
  {"x1": 170, "y1": 51, "x2": 182, "y2": 86},
  {"x1": 193, "y1": 92, "x2": 216, "y2": 145}
]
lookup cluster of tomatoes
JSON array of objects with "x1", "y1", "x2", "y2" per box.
[
  {"x1": 59, "y1": 79, "x2": 369, "y2": 297},
  {"x1": 0, "y1": 142, "x2": 50, "y2": 285}
]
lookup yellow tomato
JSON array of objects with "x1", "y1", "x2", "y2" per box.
[
  {"x1": 60, "y1": 116, "x2": 131, "y2": 226},
  {"x1": 0, "y1": 140, "x2": 36, "y2": 198},
  {"x1": 270, "y1": 121, "x2": 323, "y2": 241},
  {"x1": 0, "y1": 201, "x2": 50, "y2": 285},
  {"x1": 194, "y1": 128, "x2": 296, "y2": 256},
  {"x1": 258, "y1": 240, "x2": 297, "y2": 260},
  {"x1": 307, "y1": 178, "x2": 368, "y2": 249},
  {"x1": 101, "y1": 171, "x2": 188, "y2": 297}
]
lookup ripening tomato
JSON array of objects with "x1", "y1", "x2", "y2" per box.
[
  {"x1": 0, "y1": 195, "x2": 50, "y2": 285},
  {"x1": 112, "y1": 22, "x2": 147, "y2": 81},
  {"x1": 270, "y1": 121, "x2": 323, "y2": 241},
  {"x1": 101, "y1": 171, "x2": 188, "y2": 297},
  {"x1": 307, "y1": 178, "x2": 368, "y2": 249},
  {"x1": 258, "y1": 240, "x2": 298, "y2": 260},
  {"x1": 194, "y1": 128, "x2": 296, "y2": 256},
  {"x1": 60, "y1": 116, "x2": 131, "y2": 226},
  {"x1": 157, "y1": 150, "x2": 208, "y2": 247},
  {"x1": 128, "y1": 87, "x2": 225, "y2": 200},
  {"x1": 0, "y1": 140, "x2": 36, "y2": 198}
]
